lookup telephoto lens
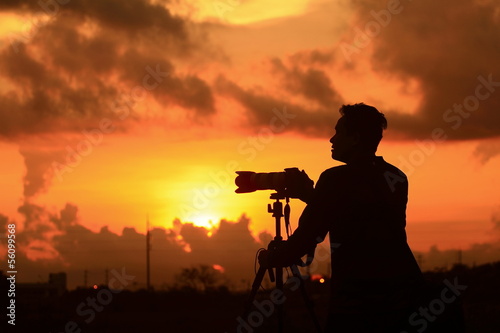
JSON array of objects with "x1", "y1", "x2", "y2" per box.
[{"x1": 234, "y1": 168, "x2": 300, "y2": 193}]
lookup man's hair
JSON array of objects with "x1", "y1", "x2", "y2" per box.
[{"x1": 339, "y1": 103, "x2": 387, "y2": 153}]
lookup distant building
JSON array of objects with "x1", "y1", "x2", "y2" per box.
[
  {"x1": 48, "y1": 272, "x2": 67, "y2": 296},
  {"x1": 18, "y1": 272, "x2": 67, "y2": 299}
]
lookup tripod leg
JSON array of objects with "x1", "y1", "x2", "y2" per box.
[
  {"x1": 243, "y1": 265, "x2": 267, "y2": 316},
  {"x1": 276, "y1": 265, "x2": 284, "y2": 333},
  {"x1": 243, "y1": 264, "x2": 285, "y2": 333},
  {"x1": 290, "y1": 264, "x2": 323, "y2": 333}
]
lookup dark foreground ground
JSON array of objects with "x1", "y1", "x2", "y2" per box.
[{"x1": 3, "y1": 262, "x2": 500, "y2": 333}]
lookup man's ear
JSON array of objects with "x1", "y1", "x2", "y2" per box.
[{"x1": 349, "y1": 132, "x2": 361, "y2": 146}]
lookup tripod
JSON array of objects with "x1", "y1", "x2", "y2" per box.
[{"x1": 243, "y1": 192, "x2": 322, "y2": 333}]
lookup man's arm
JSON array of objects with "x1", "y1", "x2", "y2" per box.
[{"x1": 261, "y1": 172, "x2": 332, "y2": 267}]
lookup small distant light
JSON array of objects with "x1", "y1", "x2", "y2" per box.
[
  {"x1": 213, "y1": 264, "x2": 225, "y2": 273},
  {"x1": 93, "y1": 284, "x2": 98, "y2": 289},
  {"x1": 319, "y1": 278, "x2": 325, "y2": 284}
]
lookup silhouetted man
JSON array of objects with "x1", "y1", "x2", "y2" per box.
[{"x1": 259, "y1": 103, "x2": 425, "y2": 332}]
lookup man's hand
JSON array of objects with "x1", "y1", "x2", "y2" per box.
[{"x1": 284, "y1": 169, "x2": 314, "y2": 203}]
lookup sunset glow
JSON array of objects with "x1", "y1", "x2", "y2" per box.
[
  {"x1": 0, "y1": 0, "x2": 499, "y2": 291},
  {"x1": 188, "y1": 214, "x2": 218, "y2": 230}
]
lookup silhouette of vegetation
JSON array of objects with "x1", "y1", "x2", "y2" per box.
[
  {"x1": 3, "y1": 261, "x2": 499, "y2": 332},
  {"x1": 174, "y1": 264, "x2": 226, "y2": 292}
]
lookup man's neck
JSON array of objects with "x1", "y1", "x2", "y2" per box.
[{"x1": 345, "y1": 152, "x2": 377, "y2": 164}]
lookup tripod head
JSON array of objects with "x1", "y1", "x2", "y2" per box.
[
  {"x1": 267, "y1": 192, "x2": 291, "y2": 241},
  {"x1": 270, "y1": 191, "x2": 287, "y2": 200}
]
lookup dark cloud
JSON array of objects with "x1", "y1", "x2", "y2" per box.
[
  {"x1": 0, "y1": 1, "x2": 215, "y2": 141},
  {"x1": 146, "y1": 69, "x2": 216, "y2": 118},
  {"x1": 0, "y1": 214, "x2": 8, "y2": 235},
  {"x1": 415, "y1": 242, "x2": 500, "y2": 271},
  {"x1": 472, "y1": 139, "x2": 500, "y2": 165},
  {"x1": 350, "y1": 0, "x2": 500, "y2": 140},
  {"x1": 73, "y1": 0, "x2": 185, "y2": 36},
  {"x1": 215, "y1": 75, "x2": 338, "y2": 137},
  {"x1": 5, "y1": 201, "x2": 500, "y2": 289},
  {"x1": 208, "y1": 216, "x2": 262, "y2": 275},
  {"x1": 51, "y1": 203, "x2": 79, "y2": 230},
  {"x1": 0, "y1": 0, "x2": 186, "y2": 37},
  {"x1": 215, "y1": 0, "x2": 500, "y2": 141},
  {"x1": 0, "y1": 1, "x2": 217, "y2": 201},
  {"x1": 19, "y1": 145, "x2": 66, "y2": 198},
  {"x1": 287, "y1": 49, "x2": 336, "y2": 66},
  {"x1": 17, "y1": 201, "x2": 58, "y2": 243},
  {"x1": 178, "y1": 215, "x2": 268, "y2": 285},
  {"x1": 492, "y1": 207, "x2": 500, "y2": 232},
  {"x1": 270, "y1": 57, "x2": 342, "y2": 109},
  {"x1": 2, "y1": 201, "x2": 267, "y2": 289}
]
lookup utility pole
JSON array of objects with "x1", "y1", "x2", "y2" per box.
[{"x1": 146, "y1": 215, "x2": 151, "y2": 291}]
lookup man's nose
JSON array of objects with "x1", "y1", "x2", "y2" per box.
[{"x1": 330, "y1": 135, "x2": 336, "y2": 145}]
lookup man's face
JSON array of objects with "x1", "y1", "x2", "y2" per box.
[{"x1": 329, "y1": 117, "x2": 359, "y2": 162}]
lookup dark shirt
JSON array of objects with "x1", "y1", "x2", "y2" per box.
[{"x1": 271, "y1": 156, "x2": 423, "y2": 313}]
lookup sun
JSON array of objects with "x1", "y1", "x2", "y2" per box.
[{"x1": 189, "y1": 213, "x2": 219, "y2": 230}]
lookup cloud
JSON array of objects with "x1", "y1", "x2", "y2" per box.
[
  {"x1": 19, "y1": 144, "x2": 66, "y2": 198},
  {"x1": 3, "y1": 199, "x2": 500, "y2": 289},
  {"x1": 0, "y1": 1, "x2": 216, "y2": 141},
  {"x1": 417, "y1": 242, "x2": 500, "y2": 271},
  {"x1": 72, "y1": 0, "x2": 186, "y2": 35},
  {"x1": 0, "y1": 0, "x2": 186, "y2": 37},
  {"x1": 211, "y1": 0, "x2": 500, "y2": 142},
  {"x1": 1, "y1": 201, "x2": 267, "y2": 289},
  {"x1": 178, "y1": 215, "x2": 269, "y2": 284},
  {"x1": 0, "y1": 1, "x2": 219, "y2": 202},
  {"x1": 472, "y1": 138, "x2": 500, "y2": 165},
  {"x1": 492, "y1": 206, "x2": 500, "y2": 233},
  {"x1": 0, "y1": 214, "x2": 8, "y2": 235},
  {"x1": 350, "y1": 0, "x2": 500, "y2": 140},
  {"x1": 215, "y1": 74, "x2": 339, "y2": 137},
  {"x1": 3, "y1": 0, "x2": 498, "y2": 143},
  {"x1": 270, "y1": 57, "x2": 342, "y2": 109}
]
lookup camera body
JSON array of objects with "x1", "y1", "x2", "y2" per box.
[{"x1": 235, "y1": 167, "x2": 301, "y2": 194}]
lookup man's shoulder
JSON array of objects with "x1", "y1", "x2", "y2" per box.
[
  {"x1": 319, "y1": 165, "x2": 349, "y2": 179},
  {"x1": 377, "y1": 157, "x2": 408, "y2": 179},
  {"x1": 319, "y1": 158, "x2": 408, "y2": 179}
]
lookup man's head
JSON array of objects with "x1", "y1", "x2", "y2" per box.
[{"x1": 330, "y1": 103, "x2": 387, "y2": 163}]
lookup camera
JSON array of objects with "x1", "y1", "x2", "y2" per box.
[{"x1": 235, "y1": 167, "x2": 301, "y2": 194}]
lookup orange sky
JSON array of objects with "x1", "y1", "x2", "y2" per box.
[{"x1": 1, "y1": 0, "x2": 500, "y2": 287}]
